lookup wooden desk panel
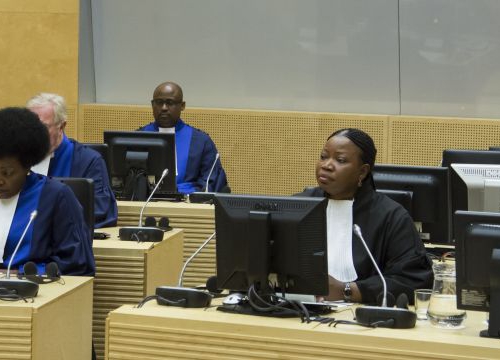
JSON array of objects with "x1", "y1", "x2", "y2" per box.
[
  {"x1": 0, "y1": 276, "x2": 93, "y2": 360},
  {"x1": 106, "y1": 303, "x2": 500, "y2": 360},
  {"x1": 92, "y1": 227, "x2": 183, "y2": 360},
  {"x1": 117, "y1": 201, "x2": 216, "y2": 288}
]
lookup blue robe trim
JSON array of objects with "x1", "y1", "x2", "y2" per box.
[
  {"x1": 139, "y1": 119, "x2": 228, "y2": 194},
  {"x1": 48, "y1": 134, "x2": 73, "y2": 177},
  {"x1": 175, "y1": 120, "x2": 193, "y2": 189},
  {"x1": 3, "y1": 172, "x2": 44, "y2": 270}
]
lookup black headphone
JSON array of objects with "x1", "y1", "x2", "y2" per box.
[{"x1": 22, "y1": 261, "x2": 61, "y2": 284}]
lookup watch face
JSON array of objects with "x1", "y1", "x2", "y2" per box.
[{"x1": 343, "y1": 283, "x2": 352, "y2": 298}]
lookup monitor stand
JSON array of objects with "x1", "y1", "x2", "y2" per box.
[{"x1": 480, "y1": 248, "x2": 500, "y2": 338}]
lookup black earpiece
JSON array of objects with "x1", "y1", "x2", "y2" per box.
[
  {"x1": 396, "y1": 293, "x2": 410, "y2": 309},
  {"x1": 158, "y1": 216, "x2": 170, "y2": 230},
  {"x1": 23, "y1": 261, "x2": 61, "y2": 284},
  {"x1": 144, "y1": 216, "x2": 156, "y2": 227}
]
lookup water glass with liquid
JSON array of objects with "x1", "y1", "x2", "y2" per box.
[{"x1": 427, "y1": 262, "x2": 467, "y2": 328}]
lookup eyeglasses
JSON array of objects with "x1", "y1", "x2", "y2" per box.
[{"x1": 151, "y1": 99, "x2": 183, "y2": 107}]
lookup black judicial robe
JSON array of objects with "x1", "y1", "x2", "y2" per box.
[{"x1": 298, "y1": 181, "x2": 434, "y2": 304}]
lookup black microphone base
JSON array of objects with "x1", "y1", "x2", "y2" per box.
[
  {"x1": 189, "y1": 192, "x2": 216, "y2": 204},
  {"x1": 156, "y1": 286, "x2": 212, "y2": 308},
  {"x1": 0, "y1": 279, "x2": 39, "y2": 298},
  {"x1": 355, "y1": 306, "x2": 417, "y2": 329},
  {"x1": 119, "y1": 227, "x2": 164, "y2": 242}
]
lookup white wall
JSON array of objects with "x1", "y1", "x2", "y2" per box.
[{"x1": 87, "y1": 0, "x2": 500, "y2": 118}]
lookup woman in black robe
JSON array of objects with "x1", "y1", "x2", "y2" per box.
[{"x1": 298, "y1": 128, "x2": 433, "y2": 304}]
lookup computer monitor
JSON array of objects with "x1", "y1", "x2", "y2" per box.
[
  {"x1": 103, "y1": 131, "x2": 176, "y2": 201},
  {"x1": 372, "y1": 164, "x2": 451, "y2": 244},
  {"x1": 455, "y1": 210, "x2": 500, "y2": 338},
  {"x1": 442, "y1": 149, "x2": 500, "y2": 168},
  {"x1": 450, "y1": 164, "x2": 500, "y2": 213},
  {"x1": 214, "y1": 194, "x2": 329, "y2": 298}
]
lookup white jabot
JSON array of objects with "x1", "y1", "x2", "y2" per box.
[
  {"x1": 31, "y1": 153, "x2": 52, "y2": 176},
  {"x1": 326, "y1": 198, "x2": 358, "y2": 282},
  {"x1": 0, "y1": 193, "x2": 20, "y2": 263},
  {"x1": 158, "y1": 127, "x2": 178, "y2": 176}
]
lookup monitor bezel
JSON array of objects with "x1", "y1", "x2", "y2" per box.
[
  {"x1": 213, "y1": 193, "x2": 329, "y2": 297},
  {"x1": 373, "y1": 164, "x2": 451, "y2": 244},
  {"x1": 103, "y1": 130, "x2": 176, "y2": 199}
]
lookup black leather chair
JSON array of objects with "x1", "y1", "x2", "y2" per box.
[{"x1": 52, "y1": 177, "x2": 95, "y2": 236}]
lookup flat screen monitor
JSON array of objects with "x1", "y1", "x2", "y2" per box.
[
  {"x1": 372, "y1": 164, "x2": 451, "y2": 244},
  {"x1": 455, "y1": 210, "x2": 500, "y2": 338},
  {"x1": 214, "y1": 194, "x2": 329, "y2": 298},
  {"x1": 442, "y1": 149, "x2": 500, "y2": 168},
  {"x1": 104, "y1": 131, "x2": 176, "y2": 201},
  {"x1": 450, "y1": 164, "x2": 500, "y2": 213}
]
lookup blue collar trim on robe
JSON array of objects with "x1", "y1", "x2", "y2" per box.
[
  {"x1": 48, "y1": 134, "x2": 74, "y2": 177},
  {"x1": 142, "y1": 119, "x2": 193, "y2": 191},
  {"x1": 3, "y1": 172, "x2": 45, "y2": 269}
]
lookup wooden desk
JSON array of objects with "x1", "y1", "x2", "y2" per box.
[
  {"x1": 117, "y1": 200, "x2": 215, "y2": 288},
  {"x1": 0, "y1": 276, "x2": 93, "y2": 360},
  {"x1": 105, "y1": 302, "x2": 500, "y2": 360},
  {"x1": 92, "y1": 227, "x2": 183, "y2": 360}
]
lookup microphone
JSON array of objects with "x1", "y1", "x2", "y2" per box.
[
  {"x1": 178, "y1": 232, "x2": 216, "y2": 287},
  {"x1": 0, "y1": 210, "x2": 39, "y2": 298},
  {"x1": 189, "y1": 153, "x2": 220, "y2": 204},
  {"x1": 119, "y1": 169, "x2": 168, "y2": 242},
  {"x1": 152, "y1": 232, "x2": 216, "y2": 308},
  {"x1": 205, "y1": 153, "x2": 219, "y2": 192},
  {"x1": 139, "y1": 168, "x2": 168, "y2": 226},
  {"x1": 352, "y1": 224, "x2": 416, "y2": 329}
]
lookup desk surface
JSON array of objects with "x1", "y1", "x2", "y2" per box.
[
  {"x1": 0, "y1": 276, "x2": 93, "y2": 360},
  {"x1": 92, "y1": 226, "x2": 183, "y2": 360},
  {"x1": 106, "y1": 301, "x2": 500, "y2": 360}
]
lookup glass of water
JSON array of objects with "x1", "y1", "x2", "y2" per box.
[{"x1": 427, "y1": 261, "x2": 467, "y2": 328}]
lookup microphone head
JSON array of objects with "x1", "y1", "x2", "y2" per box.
[{"x1": 144, "y1": 216, "x2": 157, "y2": 227}]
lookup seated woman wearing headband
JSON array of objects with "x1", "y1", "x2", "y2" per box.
[
  {"x1": 298, "y1": 128, "x2": 433, "y2": 304},
  {"x1": 0, "y1": 107, "x2": 94, "y2": 276}
]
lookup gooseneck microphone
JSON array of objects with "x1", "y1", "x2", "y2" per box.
[
  {"x1": 178, "y1": 232, "x2": 216, "y2": 287},
  {"x1": 148, "y1": 232, "x2": 215, "y2": 308},
  {"x1": 353, "y1": 224, "x2": 388, "y2": 307},
  {"x1": 119, "y1": 169, "x2": 168, "y2": 242},
  {"x1": 139, "y1": 169, "x2": 169, "y2": 226},
  {"x1": 189, "y1": 154, "x2": 220, "y2": 204},
  {"x1": 7, "y1": 210, "x2": 37, "y2": 278},
  {"x1": 0, "y1": 210, "x2": 39, "y2": 298},
  {"x1": 353, "y1": 224, "x2": 416, "y2": 329},
  {"x1": 205, "y1": 153, "x2": 219, "y2": 193}
]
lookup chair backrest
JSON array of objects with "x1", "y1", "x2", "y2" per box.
[
  {"x1": 52, "y1": 177, "x2": 95, "y2": 234},
  {"x1": 376, "y1": 189, "x2": 413, "y2": 216},
  {"x1": 83, "y1": 143, "x2": 109, "y2": 170}
]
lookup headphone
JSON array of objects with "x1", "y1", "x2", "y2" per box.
[
  {"x1": 144, "y1": 216, "x2": 173, "y2": 231},
  {"x1": 22, "y1": 261, "x2": 61, "y2": 284}
]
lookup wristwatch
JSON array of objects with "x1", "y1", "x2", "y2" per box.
[{"x1": 343, "y1": 282, "x2": 352, "y2": 302}]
